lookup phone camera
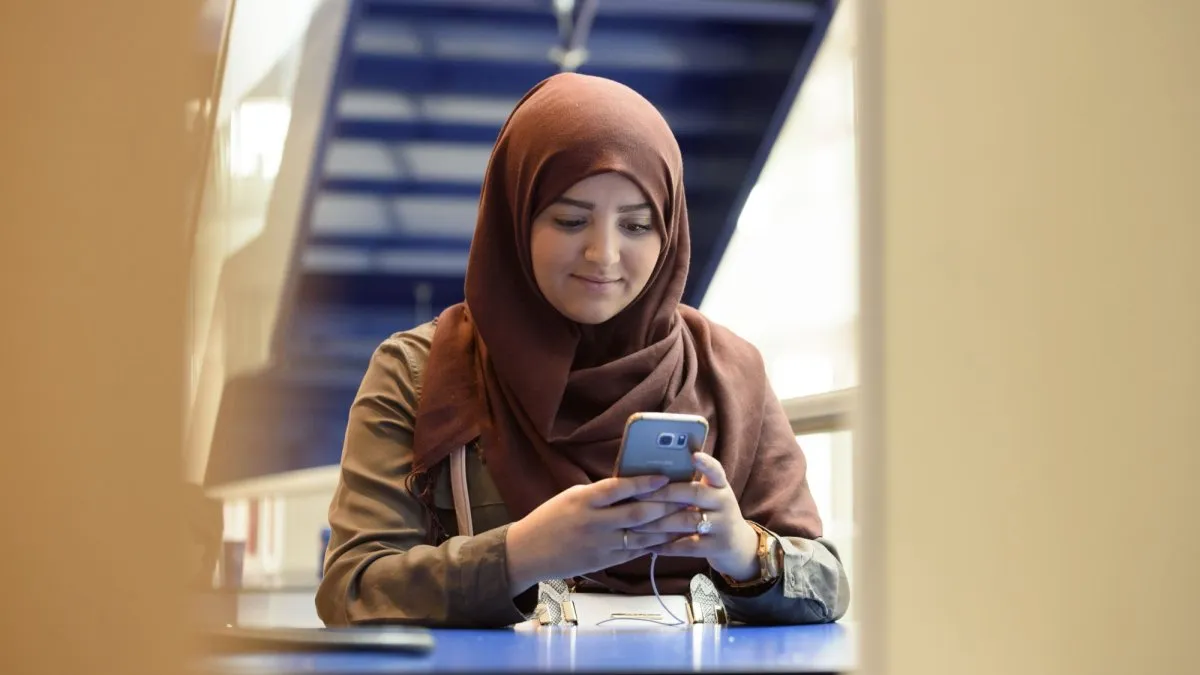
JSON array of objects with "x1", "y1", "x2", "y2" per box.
[{"x1": 656, "y1": 432, "x2": 690, "y2": 448}]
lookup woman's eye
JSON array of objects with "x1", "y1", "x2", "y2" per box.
[
  {"x1": 622, "y1": 222, "x2": 653, "y2": 234},
  {"x1": 554, "y1": 218, "x2": 587, "y2": 229}
]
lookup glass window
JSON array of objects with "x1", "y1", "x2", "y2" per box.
[{"x1": 700, "y1": 1, "x2": 859, "y2": 592}]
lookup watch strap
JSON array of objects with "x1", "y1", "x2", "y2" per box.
[{"x1": 716, "y1": 522, "x2": 782, "y2": 593}]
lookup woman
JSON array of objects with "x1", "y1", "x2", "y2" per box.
[{"x1": 316, "y1": 73, "x2": 849, "y2": 628}]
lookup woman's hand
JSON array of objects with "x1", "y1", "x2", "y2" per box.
[
  {"x1": 632, "y1": 453, "x2": 761, "y2": 582},
  {"x1": 504, "y1": 475, "x2": 690, "y2": 595}
]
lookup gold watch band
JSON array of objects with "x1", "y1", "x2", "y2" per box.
[{"x1": 719, "y1": 521, "x2": 782, "y2": 589}]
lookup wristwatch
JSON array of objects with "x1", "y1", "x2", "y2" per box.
[{"x1": 718, "y1": 521, "x2": 783, "y2": 593}]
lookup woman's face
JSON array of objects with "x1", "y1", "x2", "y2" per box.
[{"x1": 530, "y1": 172, "x2": 664, "y2": 325}]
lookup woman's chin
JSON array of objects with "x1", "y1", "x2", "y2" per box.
[{"x1": 559, "y1": 300, "x2": 625, "y2": 325}]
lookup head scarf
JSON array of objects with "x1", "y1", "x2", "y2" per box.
[{"x1": 411, "y1": 73, "x2": 821, "y2": 594}]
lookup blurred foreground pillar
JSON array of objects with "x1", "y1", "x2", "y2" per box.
[
  {"x1": 0, "y1": 2, "x2": 203, "y2": 674},
  {"x1": 857, "y1": 2, "x2": 1200, "y2": 674}
]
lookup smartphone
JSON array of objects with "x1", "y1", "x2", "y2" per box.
[
  {"x1": 204, "y1": 626, "x2": 435, "y2": 654},
  {"x1": 612, "y1": 412, "x2": 709, "y2": 482}
]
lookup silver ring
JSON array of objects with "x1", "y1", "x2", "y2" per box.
[
  {"x1": 622, "y1": 530, "x2": 629, "y2": 550},
  {"x1": 695, "y1": 511, "x2": 713, "y2": 535}
]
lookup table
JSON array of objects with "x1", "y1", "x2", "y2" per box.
[{"x1": 201, "y1": 623, "x2": 855, "y2": 674}]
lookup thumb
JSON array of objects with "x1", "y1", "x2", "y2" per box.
[{"x1": 691, "y1": 452, "x2": 729, "y2": 490}]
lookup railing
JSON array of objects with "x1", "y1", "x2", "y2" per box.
[
  {"x1": 209, "y1": 388, "x2": 859, "y2": 500},
  {"x1": 781, "y1": 388, "x2": 855, "y2": 435}
]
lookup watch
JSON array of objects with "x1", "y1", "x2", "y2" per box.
[{"x1": 718, "y1": 521, "x2": 783, "y2": 592}]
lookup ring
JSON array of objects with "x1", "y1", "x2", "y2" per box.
[
  {"x1": 695, "y1": 511, "x2": 713, "y2": 535},
  {"x1": 622, "y1": 530, "x2": 630, "y2": 550}
]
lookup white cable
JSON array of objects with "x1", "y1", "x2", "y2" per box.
[
  {"x1": 648, "y1": 552, "x2": 686, "y2": 626},
  {"x1": 584, "y1": 553, "x2": 687, "y2": 627}
]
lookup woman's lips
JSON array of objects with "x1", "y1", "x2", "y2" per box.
[{"x1": 571, "y1": 274, "x2": 621, "y2": 292}]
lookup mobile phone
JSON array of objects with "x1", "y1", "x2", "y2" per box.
[
  {"x1": 612, "y1": 412, "x2": 709, "y2": 482},
  {"x1": 203, "y1": 626, "x2": 435, "y2": 654}
]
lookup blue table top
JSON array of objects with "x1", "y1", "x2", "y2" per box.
[{"x1": 201, "y1": 623, "x2": 855, "y2": 674}]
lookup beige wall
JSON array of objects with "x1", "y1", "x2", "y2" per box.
[
  {"x1": 858, "y1": 2, "x2": 1200, "y2": 674},
  {"x1": 0, "y1": 2, "x2": 198, "y2": 674}
]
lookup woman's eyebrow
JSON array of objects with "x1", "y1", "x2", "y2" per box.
[
  {"x1": 555, "y1": 197, "x2": 594, "y2": 210},
  {"x1": 554, "y1": 197, "x2": 652, "y2": 213}
]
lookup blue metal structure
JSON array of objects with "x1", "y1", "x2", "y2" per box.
[{"x1": 205, "y1": 0, "x2": 835, "y2": 487}]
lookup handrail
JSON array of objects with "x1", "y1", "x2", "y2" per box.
[
  {"x1": 209, "y1": 387, "x2": 859, "y2": 499},
  {"x1": 781, "y1": 388, "x2": 855, "y2": 435}
]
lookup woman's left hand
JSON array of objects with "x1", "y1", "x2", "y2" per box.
[{"x1": 631, "y1": 453, "x2": 762, "y2": 582}]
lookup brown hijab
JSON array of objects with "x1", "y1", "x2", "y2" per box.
[{"x1": 411, "y1": 73, "x2": 822, "y2": 594}]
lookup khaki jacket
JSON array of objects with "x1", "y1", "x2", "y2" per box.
[{"x1": 316, "y1": 321, "x2": 850, "y2": 627}]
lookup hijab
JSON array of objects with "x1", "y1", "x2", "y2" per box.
[{"x1": 411, "y1": 73, "x2": 822, "y2": 594}]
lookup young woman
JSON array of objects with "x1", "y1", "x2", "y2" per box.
[{"x1": 316, "y1": 73, "x2": 849, "y2": 627}]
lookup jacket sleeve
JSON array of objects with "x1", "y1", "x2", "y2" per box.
[
  {"x1": 712, "y1": 382, "x2": 851, "y2": 624},
  {"x1": 315, "y1": 332, "x2": 535, "y2": 628},
  {"x1": 713, "y1": 530, "x2": 851, "y2": 625}
]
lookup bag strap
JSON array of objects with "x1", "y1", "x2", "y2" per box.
[
  {"x1": 450, "y1": 445, "x2": 474, "y2": 537},
  {"x1": 405, "y1": 320, "x2": 474, "y2": 538}
]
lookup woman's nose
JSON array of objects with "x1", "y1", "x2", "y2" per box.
[{"x1": 583, "y1": 222, "x2": 620, "y2": 266}]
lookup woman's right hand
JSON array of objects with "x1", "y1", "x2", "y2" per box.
[{"x1": 504, "y1": 475, "x2": 688, "y2": 595}]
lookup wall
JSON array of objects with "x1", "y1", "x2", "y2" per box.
[
  {"x1": 857, "y1": 1, "x2": 1200, "y2": 673},
  {"x1": 0, "y1": 2, "x2": 196, "y2": 673}
]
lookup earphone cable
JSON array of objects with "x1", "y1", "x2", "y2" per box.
[{"x1": 649, "y1": 552, "x2": 686, "y2": 626}]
